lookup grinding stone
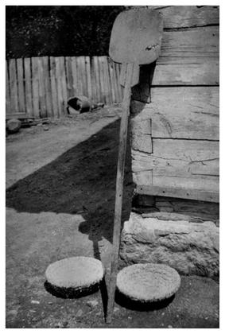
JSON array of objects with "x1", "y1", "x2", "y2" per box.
[
  {"x1": 45, "y1": 256, "x2": 105, "y2": 290},
  {"x1": 117, "y1": 263, "x2": 181, "y2": 302}
]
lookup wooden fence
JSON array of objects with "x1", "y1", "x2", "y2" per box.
[{"x1": 6, "y1": 56, "x2": 123, "y2": 118}]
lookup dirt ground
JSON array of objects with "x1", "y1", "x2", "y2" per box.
[{"x1": 6, "y1": 106, "x2": 219, "y2": 328}]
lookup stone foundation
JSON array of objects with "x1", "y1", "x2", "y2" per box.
[{"x1": 120, "y1": 212, "x2": 219, "y2": 278}]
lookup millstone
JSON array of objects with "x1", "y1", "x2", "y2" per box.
[
  {"x1": 117, "y1": 263, "x2": 181, "y2": 302},
  {"x1": 45, "y1": 256, "x2": 105, "y2": 292}
]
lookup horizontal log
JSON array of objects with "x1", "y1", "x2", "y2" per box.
[
  {"x1": 131, "y1": 87, "x2": 219, "y2": 140},
  {"x1": 132, "y1": 139, "x2": 219, "y2": 197},
  {"x1": 137, "y1": 185, "x2": 219, "y2": 203},
  {"x1": 131, "y1": 26, "x2": 219, "y2": 89},
  {"x1": 161, "y1": 27, "x2": 218, "y2": 62},
  {"x1": 157, "y1": 26, "x2": 219, "y2": 85},
  {"x1": 132, "y1": 139, "x2": 219, "y2": 174},
  {"x1": 152, "y1": 6, "x2": 219, "y2": 29}
]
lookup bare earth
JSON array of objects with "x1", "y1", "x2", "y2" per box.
[{"x1": 6, "y1": 106, "x2": 219, "y2": 328}]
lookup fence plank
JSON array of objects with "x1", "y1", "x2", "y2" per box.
[
  {"x1": 24, "y1": 58, "x2": 33, "y2": 116},
  {"x1": 50, "y1": 57, "x2": 58, "y2": 118},
  {"x1": 86, "y1": 56, "x2": 92, "y2": 101},
  {"x1": 99, "y1": 57, "x2": 106, "y2": 104},
  {"x1": 55, "y1": 57, "x2": 63, "y2": 116},
  {"x1": 9, "y1": 59, "x2": 19, "y2": 113},
  {"x1": 115, "y1": 63, "x2": 123, "y2": 102},
  {"x1": 80, "y1": 56, "x2": 87, "y2": 96},
  {"x1": 71, "y1": 57, "x2": 78, "y2": 96},
  {"x1": 6, "y1": 61, "x2": 11, "y2": 114},
  {"x1": 76, "y1": 57, "x2": 82, "y2": 96},
  {"x1": 111, "y1": 61, "x2": 119, "y2": 103},
  {"x1": 103, "y1": 56, "x2": 111, "y2": 105},
  {"x1": 43, "y1": 56, "x2": 52, "y2": 117},
  {"x1": 59, "y1": 56, "x2": 67, "y2": 114},
  {"x1": 65, "y1": 56, "x2": 74, "y2": 98},
  {"x1": 16, "y1": 58, "x2": 26, "y2": 113},
  {"x1": 108, "y1": 60, "x2": 116, "y2": 104},
  {"x1": 31, "y1": 57, "x2": 40, "y2": 117},
  {"x1": 90, "y1": 57, "x2": 96, "y2": 104},
  {"x1": 93, "y1": 56, "x2": 101, "y2": 103},
  {"x1": 38, "y1": 57, "x2": 47, "y2": 117}
]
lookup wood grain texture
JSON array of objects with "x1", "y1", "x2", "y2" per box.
[
  {"x1": 31, "y1": 57, "x2": 40, "y2": 118},
  {"x1": 43, "y1": 56, "x2": 52, "y2": 117},
  {"x1": 93, "y1": 56, "x2": 100, "y2": 103},
  {"x1": 37, "y1": 57, "x2": 47, "y2": 118},
  {"x1": 138, "y1": 26, "x2": 219, "y2": 86},
  {"x1": 59, "y1": 56, "x2": 68, "y2": 113},
  {"x1": 50, "y1": 57, "x2": 59, "y2": 118},
  {"x1": 71, "y1": 57, "x2": 78, "y2": 97},
  {"x1": 17, "y1": 58, "x2": 25, "y2": 113},
  {"x1": 65, "y1": 56, "x2": 74, "y2": 98},
  {"x1": 9, "y1": 59, "x2": 19, "y2": 113},
  {"x1": 85, "y1": 56, "x2": 92, "y2": 101},
  {"x1": 24, "y1": 58, "x2": 33, "y2": 116},
  {"x1": 55, "y1": 57, "x2": 63, "y2": 117},
  {"x1": 137, "y1": 185, "x2": 219, "y2": 203},
  {"x1": 152, "y1": 6, "x2": 219, "y2": 28},
  {"x1": 131, "y1": 87, "x2": 219, "y2": 140},
  {"x1": 6, "y1": 61, "x2": 11, "y2": 114},
  {"x1": 132, "y1": 139, "x2": 219, "y2": 196}
]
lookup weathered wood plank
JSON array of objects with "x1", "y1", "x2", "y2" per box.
[
  {"x1": 49, "y1": 57, "x2": 58, "y2": 118},
  {"x1": 16, "y1": 58, "x2": 26, "y2": 113},
  {"x1": 85, "y1": 56, "x2": 92, "y2": 101},
  {"x1": 131, "y1": 87, "x2": 219, "y2": 140},
  {"x1": 9, "y1": 59, "x2": 19, "y2": 113},
  {"x1": 24, "y1": 58, "x2": 33, "y2": 116},
  {"x1": 115, "y1": 63, "x2": 123, "y2": 101},
  {"x1": 42, "y1": 56, "x2": 52, "y2": 117},
  {"x1": 132, "y1": 139, "x2": 219, "y2": 174},
  {"x1": 137, "y1": 185, "x2": 219, "y2": 203},
  {"x1": 65, "y1": 56, "x2": 74, "y2": 99},
  {"x1": 160, "y1": 27, "x2": 218, "y2": 63},
  {"x1": 108, "y1": 60, "x2": 116, "y2": 103},
  {"x1": 152, "y1": 6, "x2": 219, "y2": 28},
  {"x1": 103, "y1": 56, "x2": 112, "y2": 105},
  {"x1": 90, "y1": 57, "x2": 97, "y2": 104},
  {"x1": 113, "y1": 62, "x2": 121, "y2": 102},
  {"x1": 6, "y1": 61, "x2": 11, "y2": 114},
  {"x1": 132, "y1": 139, "x2": 219, "y2": 196},
  {"x1": 152, "y1": 62, "x2": 219, "y2": 86},
  {"x1": 131, "y1": 26, "x2": 219, "y2": 86},
  {"x1": 55, "y1": 57, "x2": 63, "y2": 116},
  {"x1": 59, "y1": 56, "x2": 68, "y2": 114},
  {"x1": 98, "y1": 57, "x2": 106, "y2": 104},
  {"x1": 71, "y1": 57, "x2": 78, "y2": 96},
  {"x1": 93, "y1": 57, "x2": 99, "y2": 103},
  {"x1": 79, "y1": 56, "x2": 87, "y2": 96},
  {"x1": 31, "y1": 57, "x2": 40, "y2": 118},
  {"x1": 76, "y1": 57, "x2": 83, "y2": 96},
  {"x1": 37, "y1": 57, "x2": 47, "y2": 117}
]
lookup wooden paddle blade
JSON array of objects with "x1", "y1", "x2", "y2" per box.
[{"x1": 109, "y1": 8, "x2": 163, "y2": 65}]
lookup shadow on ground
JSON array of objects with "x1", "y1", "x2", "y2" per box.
[{"x1": 6, "y1": 119, "x2": 134, "y2": 246}]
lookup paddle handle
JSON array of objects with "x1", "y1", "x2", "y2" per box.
[{"x1": 106, "y1": 63, "x2": 136, "y2": 324}]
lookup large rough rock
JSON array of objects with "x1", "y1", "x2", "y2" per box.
[{"x1": 120, "y1": 213, "x2": 219, "y2": 278}]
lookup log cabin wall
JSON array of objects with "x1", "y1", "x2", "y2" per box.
[{"x1": 130, "y1": 6, "x2": 219, "y2": 218}]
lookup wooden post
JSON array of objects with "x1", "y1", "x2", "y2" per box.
[{"x1": 106, "y1": 63, "x2": 135, "y2": 324}]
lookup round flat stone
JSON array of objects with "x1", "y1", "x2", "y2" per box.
[
  {"x1": 45, "y1": 256, "x2": 104, "y2": 289},
  {"x1": 117, "y1": 263, "x2": 181, "y2": 302}
]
